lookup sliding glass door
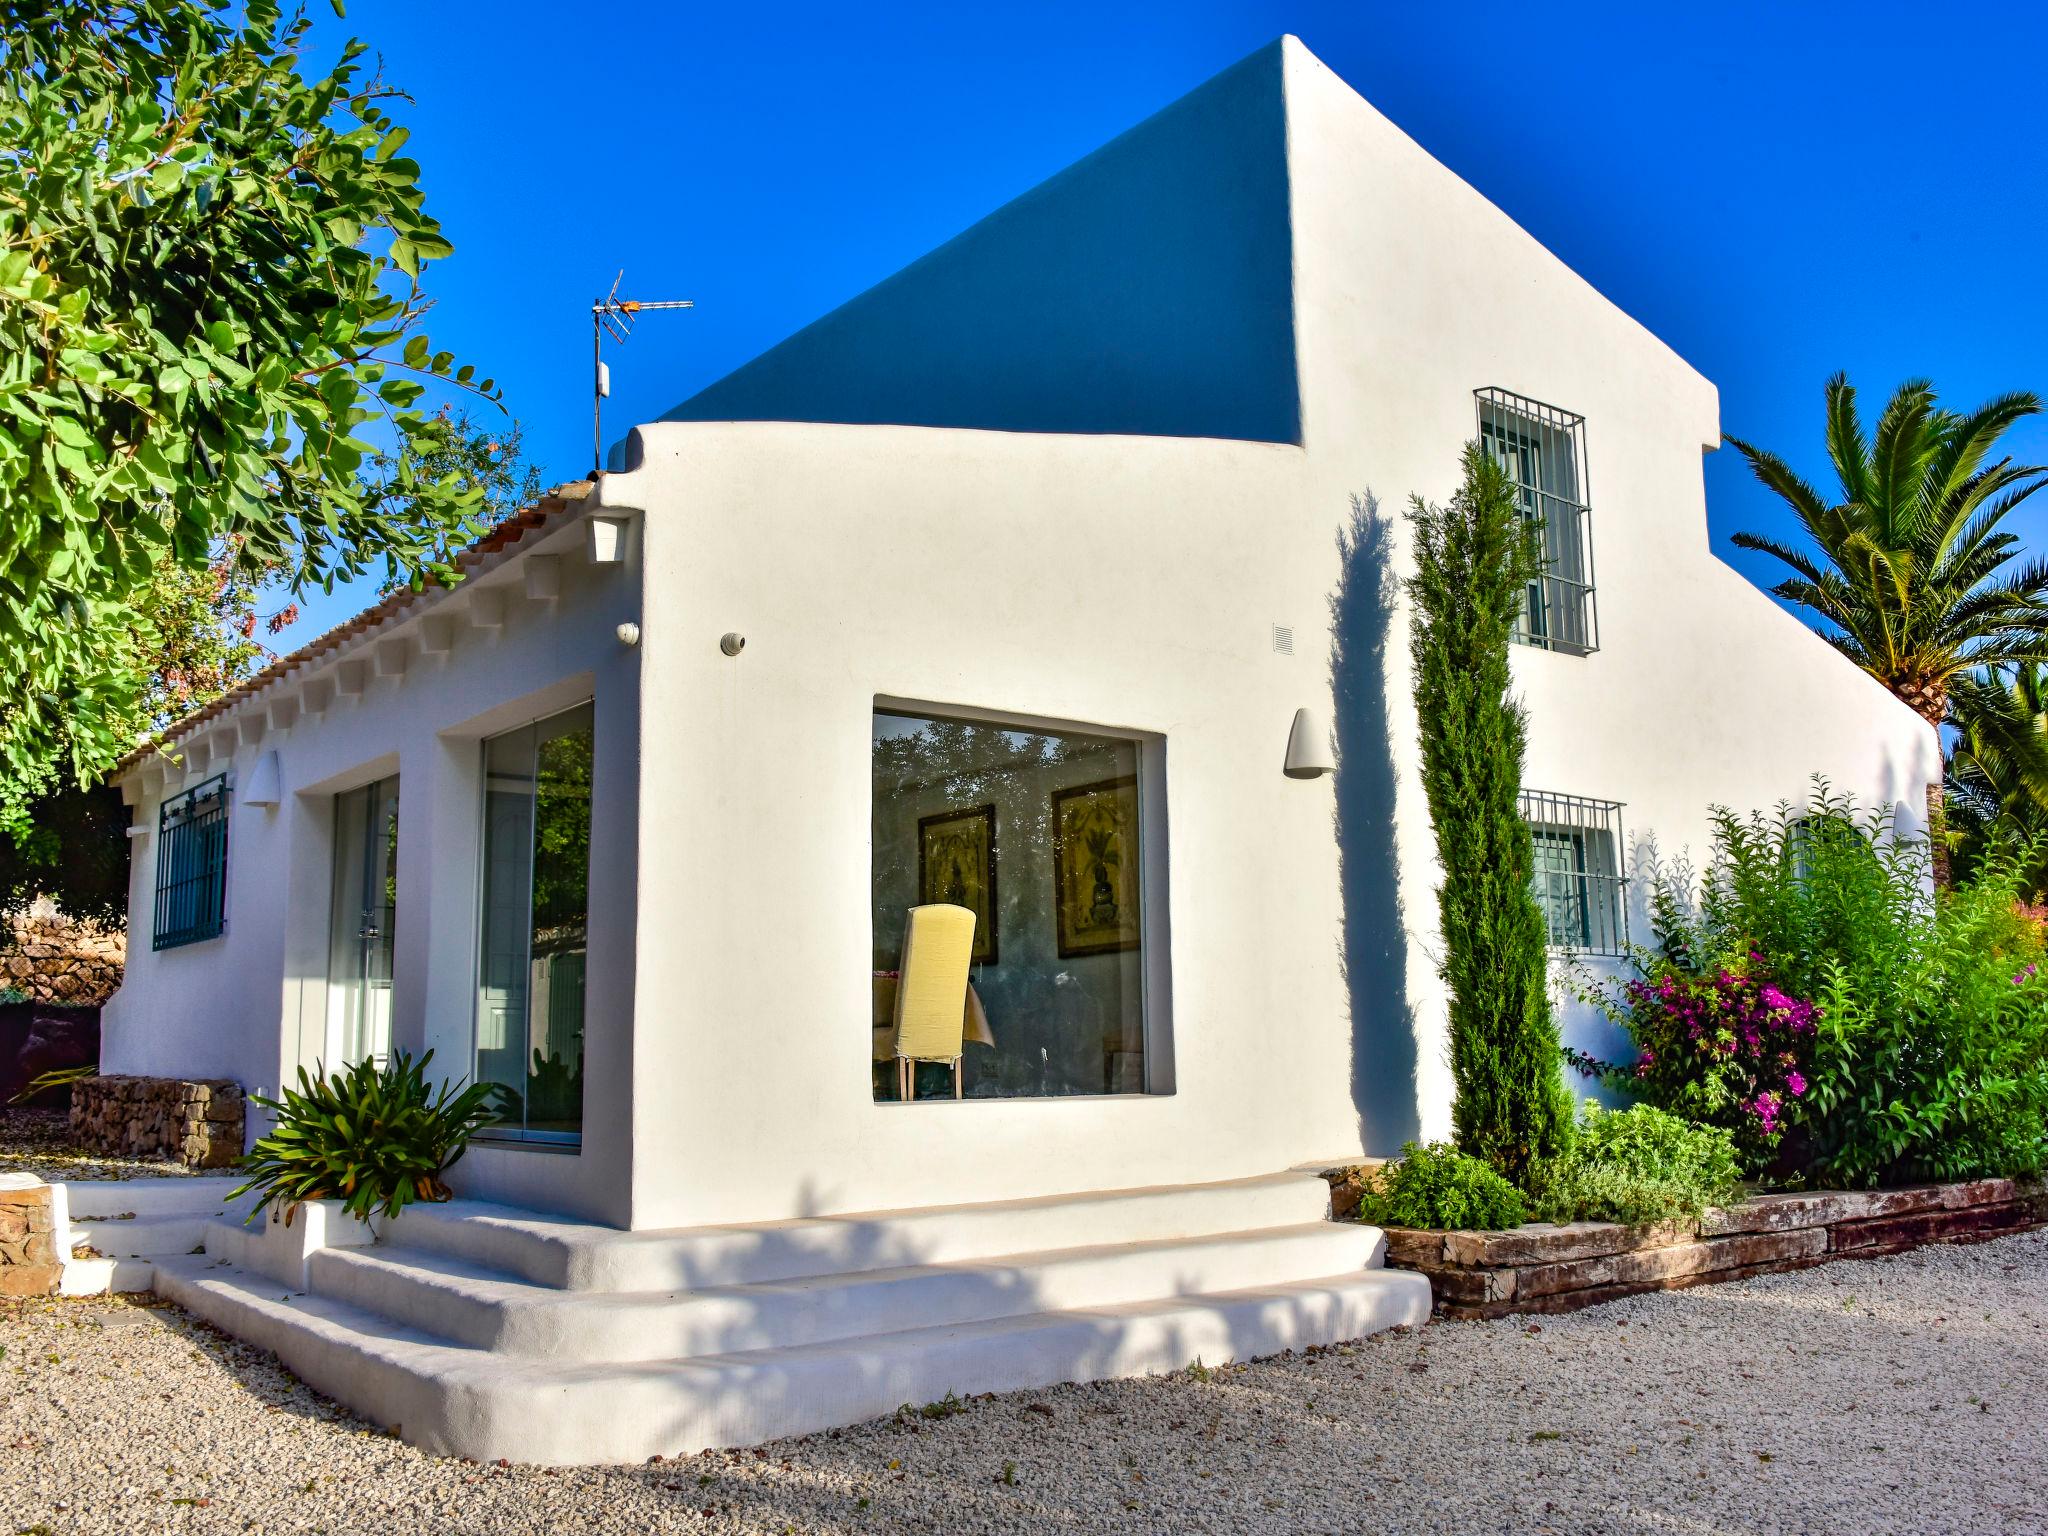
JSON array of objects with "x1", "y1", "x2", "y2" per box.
[{"x1": 475, "y1": 703, "x2": 594, "y2": 1142}]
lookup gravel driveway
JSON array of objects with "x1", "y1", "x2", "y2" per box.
[
  {"x1": 0, "y1": 1107, "x2": 202, "y2": 1183},
  {"x1": 5, "y1": 1229, "x2": 2045, "y2": 1535}
]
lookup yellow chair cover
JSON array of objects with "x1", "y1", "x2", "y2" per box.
[{"x1": 892, "y1": 904, "x2": 976, "y2": 1063}]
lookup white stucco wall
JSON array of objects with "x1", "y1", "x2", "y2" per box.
[
  {"x1": 102, "y1": 519, "x2": 644, "y2": 1226},
  {"x1": 601, "y1": 421, "x2": 1363, "y2": 1228},
  {"x1": 1273, "y1": 38, "x2": 1938, "y2": 1129}
]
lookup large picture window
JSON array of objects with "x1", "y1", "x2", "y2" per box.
[
  {"x1": 872, "y1": 708, "x2": 1154, "y2": 1100},
  {"x1": 153, "y1": 775, "x2": 230, "y2": 950},
  {"x1": 475, "y1": 703, "x2": 593, "y2": 1142}
]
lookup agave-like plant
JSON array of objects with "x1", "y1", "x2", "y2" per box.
[
  {"x1": 1728, "y1": 374, "x2": 2048, "y2": 726},
  {"x1": 232, "y1": 1049, "x2": 500, "y2": 1225}
]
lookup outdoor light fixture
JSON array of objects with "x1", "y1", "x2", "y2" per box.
[
  {"x1": 242, "y1": 750, "x2": 283, "y2": 809},
  {"x1": 588, "y1": 515, "x2": 631, "y2": 564},
  {"x1": 1284, "y1": 707, "x2": 1334, "y2": 779},
  {"x1": 616, "y1": 622, "x2": 642, "y2": 647}
]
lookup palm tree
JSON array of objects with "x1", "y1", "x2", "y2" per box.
[
  {"x1": 1944, "y1": 663, "x2": 2048, "y2": 894},
  {"x1": 1727, "y1": 374, "x2": 2048, "y2": 727}
]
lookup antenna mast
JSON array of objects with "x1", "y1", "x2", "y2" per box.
[{"x1": 592, "y1": 272, "x2": 694, "y2": 474}]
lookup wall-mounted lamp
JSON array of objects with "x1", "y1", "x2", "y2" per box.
[
  {"x1": 588, "y1": 515, "x2": 632, "y2": 564},
  {"x1": 1283, "y1": 707, "x2": 1334, "y2": 779},
  {"x1": 242, "y1": 750, "x2": 284, "y2": 809},
  {"x1": 616, "y1": 622, "x2": 642, "y2": 647},
  {"x1": 719, "y1": 632, "x2": 746, "y2": 657}
]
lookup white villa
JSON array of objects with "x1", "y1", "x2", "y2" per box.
[{"x1": 91, "y1": 37, "x2": 1934, "y2": 1461}]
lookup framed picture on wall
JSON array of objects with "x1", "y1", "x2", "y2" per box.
[
  {"x1": 917, "y1": 803, "x2": 998, "y2": 964},
  {"x1": 1050, "y1": 775, "x2": 1142, "y2": 958}
]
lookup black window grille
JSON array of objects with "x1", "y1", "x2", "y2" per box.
[
  {"x1": 1477, "y1": 387, "x2": 1598, "y2": 655},
  {"x1": 154, "y1": 775, "x2": 230, "y2": 950},
  {"x1": 1519, "y1": 789, "x2": 1627, "y2": 955}
]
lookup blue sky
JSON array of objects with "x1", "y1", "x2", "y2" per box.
[{"x1": 281, "y1": 0, "x2": 2048, "y2": 640}]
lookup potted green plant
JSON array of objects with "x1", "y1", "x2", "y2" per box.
[{"x1": 232, "y1": 1048, "x2": 499, "y2": 1227}]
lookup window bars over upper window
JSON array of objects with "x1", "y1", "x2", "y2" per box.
[
  {"x1": 154, "y1": 774, "x2": 230, "y2": 950},
  {"x1": 1477, "y1": 388, "x2": 1598, "y2": 655},
  {"x1": 1519, "y1": 789, "x2": 1627, "y2": 956}
]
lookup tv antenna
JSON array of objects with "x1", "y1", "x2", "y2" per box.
[{"x1": 592, "y1": 271, "x2": 693, "y2": 474}]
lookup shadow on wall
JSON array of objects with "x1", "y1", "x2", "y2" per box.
[{"x1": 1330, "y1": 494, "x2": 1420, "y2": 1153}]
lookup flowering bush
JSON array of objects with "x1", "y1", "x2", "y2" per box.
[
  {"x1": 1579, "y1": 780, "x2": 2048, "y2": 1186},
  {"x1": 1605, "y1": 955, "x2": 1818, "y2": 1166}
]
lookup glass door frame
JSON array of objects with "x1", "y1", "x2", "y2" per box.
[{"x1": 326, "y1": 774, "x2": 400, "y2": 1069}]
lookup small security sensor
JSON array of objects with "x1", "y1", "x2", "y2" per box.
[
  {"x1": 615, "y1": 622, "x2": 641, "y2": 647},
  {"x1": 719, "y1": 632, "x2": 746, "y2": 657}
]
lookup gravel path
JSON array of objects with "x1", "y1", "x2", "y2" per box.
[
  {"x1": 0, "y1": 1107, "x2": 202, "y2": 1182},
  {"x1": 5, "y1": 1230, "x2": 2046, "y2": 1535}
]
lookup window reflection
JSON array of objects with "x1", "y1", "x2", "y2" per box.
[
  {"x1": 872, "y1": 709, "x2": 1149, "y2": 1099},
  {"x1": 476, "y1": 703, "x2": 593, "y2": 1140}
]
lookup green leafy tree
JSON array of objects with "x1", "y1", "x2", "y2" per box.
[
  {"x1": 362, "y1": 407, "x2": 546, "y2": 584},
  {"x1": 1727, "y1": 374, "x2": 2048, "y2": 727},
  {"x1": 2, "y1": 548, "x2": 265, "y2": 924},
  {"x1": 2, "y1": 409, "x2": 544, "y2": 924},
  {"x1": 1406, "y1": 443, "x2": 1571, "y2": 1187},
  {"x1": 1945, "y1": 664, "x2": 2048, "y2": 895},
  {"x1": 0, "y1": 0, "x2": 504, "y2": 834}
]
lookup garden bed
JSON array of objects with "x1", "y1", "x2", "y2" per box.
[{"x1": 1374, "y1": 1176, "x2": 2048, "y2": 1318}]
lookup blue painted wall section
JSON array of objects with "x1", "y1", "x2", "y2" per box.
[{"x1": 662, "y1": 41, "x2": 1300, "y2": 445}]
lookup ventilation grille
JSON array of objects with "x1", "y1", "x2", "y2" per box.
[{"x1": 1271, "y1": 623, "x2": 1294, "y2": 656}]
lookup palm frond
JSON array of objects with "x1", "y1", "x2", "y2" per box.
[
  {"x1": 1868, "y1": 378, "x2": 1940, "y2": 547},
  {"x1": 1725, "y1": 437, "x2": 1837, "y2": 546},
  {"x1": 1822, "y1": 372, "x2": 1871, "y2": 508},
  {"x1": 1928, "y1": 391, "x2": 2044, "y2": 522}
]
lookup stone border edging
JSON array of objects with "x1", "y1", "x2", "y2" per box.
[
  {"x1": 0, "y1": 1176, "x2": 60, "y2": 1297},
  {"x1": 1373, "y1": 1177, "x2": 2048, "y2": 1319}
]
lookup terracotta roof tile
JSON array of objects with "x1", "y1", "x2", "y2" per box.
[{"x1": 113, "y1": 480, "x2": 596, "y2": 777}]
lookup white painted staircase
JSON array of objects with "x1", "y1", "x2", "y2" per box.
[
  {"x1": 56, "y1": 1176, "x2": 256, "y2": 1296},
  {"x1": 152, "y1": 1171, "x2": 1429, "y2": 1464}
]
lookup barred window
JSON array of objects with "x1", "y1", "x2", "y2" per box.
[
  {"x1": 154, "y1": 775, "x2": 230, "y2": 950},
  {"x1": 1477, "y1": 388, "x2": 1598, "y2": 655},
  {"x1": 1519, "y1": 789, "x2": 1626, "y2": 955}
]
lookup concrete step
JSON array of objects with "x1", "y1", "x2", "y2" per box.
[
  {"x1": 384, "y1": 1172, "x2": 1335, "y2": 1292},
  {"x1": 70, "y1": 1213, "x2": 213, "y2": 1260},
  {"x1": 63, "y1": 1177, "x2": 251, "y2": 1222},
  {"x1": 306, "y1": 1220, "x2": 1387, "y2": 1361},
  {"x1": 153, "y1": 1254, "x2": 1430, "y2": 1463},
  {"x1": 57, "y1": 1255, "x2": 158, "y2": 1296}
]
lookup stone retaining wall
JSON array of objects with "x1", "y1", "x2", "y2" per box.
[
  {"x1": 0, "y1": 1179, "x2": 59, "y2": 1298},
  {"x1": 71, "y1": 1075, "x2": 244, "y2": 1169},
  {"x1": 3, "y1": 906, "x2": 124, "y2": 1006},
  {"x1": 1377, "y1": 1178, "x2": 2048, "y2": 1319}
]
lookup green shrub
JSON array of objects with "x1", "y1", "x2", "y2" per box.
[
  {"x1": 1354, "y1": 1141, "x2": 1529, "y2": 1230},
  {"x1": 233, "y1": 1049, "x2": 500, "y2": 1225},
  {"x1": 1533, "y1": 1103, "x2": 1741, "y2": 1225},
  {"x1": 1579, "y1": 782, "x2": 2048, "y2": 1186},
  {"x1": 1406, "y1": 443, "x2": 1571, "y2": 1187}
]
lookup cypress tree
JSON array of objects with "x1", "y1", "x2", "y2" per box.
[{"x1": 1406, "y1": 443, "x2": 1571, "y2": 1187}]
